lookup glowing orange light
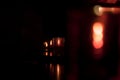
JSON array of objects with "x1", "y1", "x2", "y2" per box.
[
  {"x1": 44, "y1": 42, "x2": 48, "y2": 47},
  {"x1": 57, "y1": 64, "x2": 60, "y2": 80},
  {"x1": 93, "y1": 40, "x2": 103, "y2": 49},
  {"x1": 45, "y1": 52, "x2": 48, "y2": 56},
  {"x1": 92, "y1": 22, "x2": 104, "y2": 49},
  {"x1": 57, "y1": 39, "x2": 61, "y2": 46},
  {"x1": 50, "y1": 63, "x2": 52, "y2": 69},
  {"x1": 57, "y1": 64, "x2": 60, "y2": 74},
  {"x1": 93, "y1": 23, "x2": 103, "y2": 34}
]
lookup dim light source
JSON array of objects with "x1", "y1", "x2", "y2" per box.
[
  {"x1": 45, "y1": 52, "x2": 48, "y2": 56},
  {"x1": 57, "y1": 64, "x2": 60, "y2": 80},
  {"x1": 50, "y1": 52, "x2": 53, "y2": 56}
]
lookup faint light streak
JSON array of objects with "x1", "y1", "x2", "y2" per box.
[
  {"x1": 98, "y1": 0, "x2": 117, "y2": 3},
  {"x1": 45, "y1": 52, "x2": 48, "y2": 56},
  {"x1": 50, "y1": 63, "x2": 52, "y2": 69},
  {"x1": 112, "y1": 8, "x2": 120, "y2": 14},
  {"x1": 92, "y1": 22, "x2": 104, "y2": 49},
  {"x1": 102, "y1": 7, "x2": 120, "y2": 13},
  {"x1": 93, "y1": 23, "x2": 103, "y2": 34},
  {"x1": 49, "y1": 63, "x2": 55, "y2": 75}
]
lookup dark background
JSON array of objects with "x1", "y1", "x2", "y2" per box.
[{"x1": 0, "y1": 1, "x2": 120, "y2": 80}]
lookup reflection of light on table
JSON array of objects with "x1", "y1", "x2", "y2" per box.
[
  {"x1": 48, "y1": 63, "x2": 63, "y2": 80},
  {"x1": 57, "y1": 64, "x2": 60, "y2": 80},
  {"x1": 49, "y1": 63, "x2": 54, "y2": 74}
]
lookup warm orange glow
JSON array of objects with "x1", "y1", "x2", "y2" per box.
[
  {"x1": 52, "y1": 37, "x2": 65, "y2": 47},
  {"x1": 44, "y1": 42, "x2": 48, "y2": 47},
  {"x1": 94, "y1": 5, "x2": 120, "y2": 16},
  {"x1": 99, "y1": 0, "x2": 117, "y2": 3},
  {"x1": 100, "y1": 7, "x2": 120, "y2": 13},
  {"x1": 45, "y1": 49, "x2": 48, "y2": 51},
  {"x1": 112, "y1": 8, "x2": 120, "y2": 14},
  {"x1": 57, "y1": 64, "x2": 60, "y2": 74},
  {"x1": 50, "y1": 63, "x2": 52, "y2": 69},
  {"x1": 94, "y1": 5, "x2": 103, "y2": 16},
  {"x1": 106, "y1": 0, "x2": 117, "y2": 3},
  {"x1": 93, "y1": 22, "x2": 104, "y2": 49},
  {"x1": 50, "y1": 52, "x2": 53, "y2": 56},
  {"x1": 57, "y1": 39, "x2": 61, "y2": 46},
  {"x1": 49, "y1": 63, "x2": 54, "y2": 74},
  {"x1": 45, "y1": 52, "x2": 48, "y2": 56},
  {"x1": 57, "y1": 64, "x2": 60, "y2": 80},
  {"x1": 93, "y1": 34, "x2": 103, "y2": 42},
  {"x1": 93, "y1": 40, "x2": 103, "y2": 49},
  {"x1": 50, "y1": 40, "x2": 53, "y2": 46},
  {"x1": 93, "y1": 23, "x2": 103, "y2": 34}
]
